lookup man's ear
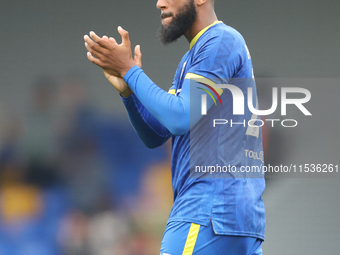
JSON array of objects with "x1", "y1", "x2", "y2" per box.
[{"x1": 196, "y1": 0, "x2": 207, "y2": 7}]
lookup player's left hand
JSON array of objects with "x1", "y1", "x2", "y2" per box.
[
  {"x1": 101, "y1": 35, "x2": 142, "y2": 97},
  {"x1": 84, "y1": 26, "x2": 136, "y2": 78}
]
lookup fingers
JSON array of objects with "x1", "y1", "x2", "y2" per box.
[
  {"x1": 117, "y1": 26, "x2": 131, "y2": 46},
  {"x1": 84, "y1": 34, "x2": 107, "y2": 58},
  {"x1": 134, "y1": 45, "x2": 142, "y2": 68},
  {"x1": 84, "y1": 41, "x2": 102, "y2": 61},
  {"x1": 89, "y1": 31, "x2": 112, "y2": 49},
  {"x1": 103, "y1": 36, "x2": 118, "y2": 45},
  {"x1": 89, "y1": 31, "x2": 101, "y2": 41},
  {"x1": 90, "y1": 31, "x2": 107, "y2": 47},
  {"x1": 86, "y1": 51, "x2": 103, "y2": 66},
  {"x1": 101, "y1": 35, "x2": 118, "y2": 48},
  {"x1": 109, "y1": 37, "x2": 117, "y2": 44},
  {"x1": 84, "y1": 29, "x2": 132, "y2": 73},
  {"x1": 84, "y1": 31, "x2": 120, "y2": 64}
]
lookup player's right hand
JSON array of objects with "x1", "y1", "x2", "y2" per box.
[{"x1": 101, "y1": 35, "x2": 142, "y2": 97}]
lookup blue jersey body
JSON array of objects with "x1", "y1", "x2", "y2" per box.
[{"x1": 122, "y1": 21, "x2": 265, "y2": 240}]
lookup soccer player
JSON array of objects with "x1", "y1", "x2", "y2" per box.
[{"x1": 84, "y1": 0, "x2": 265, "y2": 254}]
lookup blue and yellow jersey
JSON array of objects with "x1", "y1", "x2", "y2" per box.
[
  {"x1": 167, "y1": 21, "x2": 265, "y2": 240},
  {"x1": 122, "y1": 21, "x2": 265, "y2": 240}
]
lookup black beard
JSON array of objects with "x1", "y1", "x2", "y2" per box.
[{"x1": 158, "y1": 0, "x2": 197, "y2": 45}]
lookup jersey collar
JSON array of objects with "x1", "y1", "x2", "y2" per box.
[{"x1": 189, "y1": 21, "x2": 222, "y2": 50}]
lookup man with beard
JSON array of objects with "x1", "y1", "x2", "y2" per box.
[{"x1": 84, "y1": 0, "x2": 265, "y2": 254}]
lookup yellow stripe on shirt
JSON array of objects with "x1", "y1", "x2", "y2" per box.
[
  {"x1": 182, "y1": 223, "x2": 200, "y2": 255},
  {"x1": 168, "y1": 89, "x2": 176, "y2": 95},
  {"x1": 189, "y1": 21, "x2": 222, "y2": 49}
]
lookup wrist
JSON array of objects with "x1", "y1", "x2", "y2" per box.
[
  {"x1": 120, "y1": 62, "x2": 137, "y2": 79},
  {"x1": 120, "y1": 87, "x2": 133, "y2": 98}
]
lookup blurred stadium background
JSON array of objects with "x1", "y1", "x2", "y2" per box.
[{"x1": 0, "y1": 0, "x2": 339, "y2": 254}]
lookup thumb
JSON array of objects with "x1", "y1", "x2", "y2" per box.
[
  {"x1": 117, "y1": 26, "x2": 130, "y2": 46},
  {"x1": 134, "y1": 45, "x2": 142, "y2": 68}
]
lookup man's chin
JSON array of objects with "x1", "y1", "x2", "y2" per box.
[{"x1": 158, "y1": 27, "x2": 180, "y2": 45}]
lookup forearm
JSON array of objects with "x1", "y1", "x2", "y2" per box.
[
  {"x1": 122, "y1": 93, "x2": 171, "y2": 148},
  {"x1": 124, "y1": 66, "x2": 192, "y2": 136}
]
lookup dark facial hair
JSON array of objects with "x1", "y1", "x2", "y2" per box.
[{"x1": 158, "y1": 0, "x2": 197, "y2": 45}]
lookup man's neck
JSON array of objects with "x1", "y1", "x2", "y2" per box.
[{"x1": 184, "y1": 11, "x2": 218, "y2": 43}]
